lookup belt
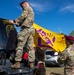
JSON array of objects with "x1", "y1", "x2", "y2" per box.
[{"x1": 21, "y1": 26, "x2": 29, "y2": 29}]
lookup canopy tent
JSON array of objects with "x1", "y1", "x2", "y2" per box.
[
  {"x1": 0, "y1": 18, "x2": 17, "y2": 51},
  {"x1": 0, "y1": 18, "x2": 8, "y2": 49}
]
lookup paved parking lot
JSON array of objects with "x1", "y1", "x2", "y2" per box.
[{"x1": 46, "y1": 67, "x2": 64, "y2": 75}]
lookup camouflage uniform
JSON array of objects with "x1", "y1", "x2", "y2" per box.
[
  {"x1": 58, "y1": 44, "x2": 74, "y2": 75},
  {"x1": 14, "y1": 6, "x2": 35, "y2": 62}
]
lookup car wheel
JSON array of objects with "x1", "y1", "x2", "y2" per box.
[{"x1": 56, "y1": 63, "x2": 64, "y2": 67}]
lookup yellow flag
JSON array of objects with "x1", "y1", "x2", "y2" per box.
[
  {"x1": 33, "y1": 23, "x2": 66, "y2": 52},
  {"x1": 3, "y1": 19, "x2": 67, "y2": 52}
]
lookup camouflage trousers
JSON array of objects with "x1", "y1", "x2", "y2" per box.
[
  {"x1": 65, "y1": 68, "x2": 74, "y2": 75},
  {"x1": 64, "y1": 59, "x2": 74, "y2": 75},
  {"x1": 15, "y1": 26, "x2": 35, "y2": 62}
]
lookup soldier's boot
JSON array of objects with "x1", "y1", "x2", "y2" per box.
[
  {"x1": 11, "y1": 61, "x2": 20, "y2": 69},
  {"x1": 29, "y1": 62, "x2": 34, "y2": 69}
]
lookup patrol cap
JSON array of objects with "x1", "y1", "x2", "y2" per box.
[{"x1": 20, "y1": 1, "x2": 29, "y2": 6}]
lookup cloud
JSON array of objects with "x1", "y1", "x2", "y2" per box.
[
  {"x1": 15, "y1": 6, "x2": 21, "y2": 11},
  {"x1": 14, "y1": 0, "x2": 52, "y2": 13},
  {"x1": 59, "y1": 4, "x2": 74, "y2": 13},
  {"x1": 30, "y1": 2, "x2": 51, "y2": 13}
]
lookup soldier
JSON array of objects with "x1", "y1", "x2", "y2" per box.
[
  {"x1": 9, "y1": 1, "x2": 35, "y2": 69},
  {"x1": 58, "y1": 36, "x2": 74, "y2": 75}
]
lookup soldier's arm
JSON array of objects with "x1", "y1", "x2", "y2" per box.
[
  {"x1": 14, "y1": 7, "x2": 28, "y2": 25},
  {"x1": 58, "y1": 50, "x2": 68, "y2": 64}
]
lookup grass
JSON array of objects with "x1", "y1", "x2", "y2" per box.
[{"x1": 46, "y1": 67, "x2": 64, "y2": 75}]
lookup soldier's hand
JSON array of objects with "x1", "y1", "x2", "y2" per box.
[{"x1": 9, "y1": 20, "x2": 14, "y2": 24}]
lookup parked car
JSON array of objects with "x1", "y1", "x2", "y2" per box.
[{"x1": 45, "y1": 50, "x2": 60, "y2": 66}]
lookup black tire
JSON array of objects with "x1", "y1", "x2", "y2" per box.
[{"x1": 56, "y1": 63, "x2": 64, "y2": 67}]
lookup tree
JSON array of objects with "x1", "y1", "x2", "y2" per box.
[{"x1": 69, "y1": 30, "x2": 74, "y2": 36}]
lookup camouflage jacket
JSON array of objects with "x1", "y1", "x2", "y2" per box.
[
  {"x1": 15, "y1": 6, "x2": 34, "y2": 27},
  {"x1": 58, "y1": 44, "x2": 74, "y2": 67},
  {"x1": 66, "y1": 44, "x2": 74, "y2": 62}
]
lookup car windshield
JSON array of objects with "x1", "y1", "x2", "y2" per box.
[{"x1": 45, "y1": 51, "x2": 55, "y2": 56}]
